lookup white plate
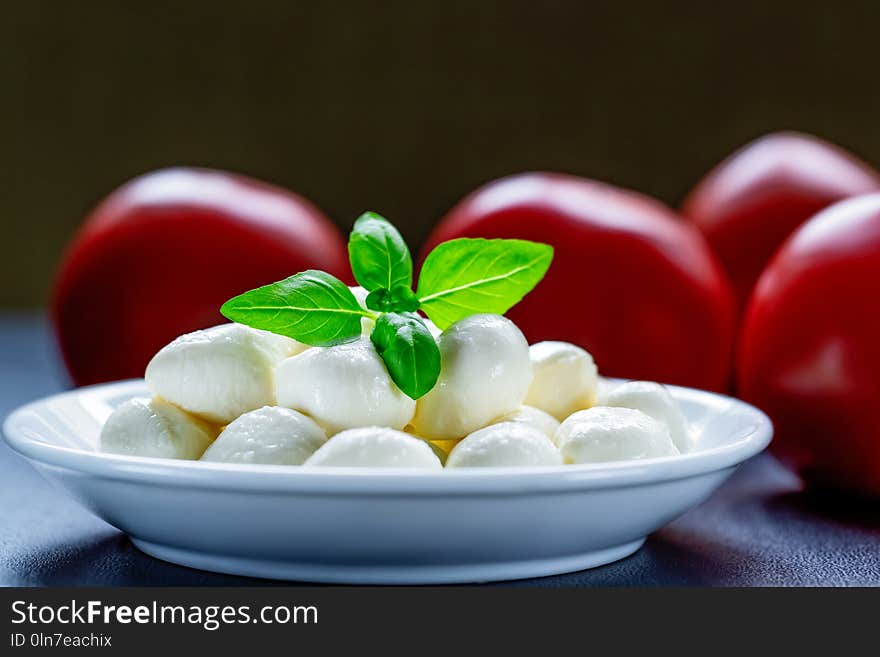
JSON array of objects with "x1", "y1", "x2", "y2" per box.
[{"x1": 3, "y1": 379, "x2": 771, "y2": 584}]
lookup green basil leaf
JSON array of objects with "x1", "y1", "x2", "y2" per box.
[
  {"x1": 220, "y1": 270, "x2": 369, "y2": 346},
  {"x1": 370, "y1": 312, "x2": 441, "y2": 399},
  {"x1": 348, "y1": 211, "x2": 413, "y2": 292},
  {"x1": 416, "y1": 238, "x2": 554, "y2": 329},
  {"x1": 365, "y1": 285, "x2": 420, "y2": 313}
]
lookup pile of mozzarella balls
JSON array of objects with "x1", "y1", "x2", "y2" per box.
[{"x1": 100, "y1": 287, "x2": 695, "y2": 470}]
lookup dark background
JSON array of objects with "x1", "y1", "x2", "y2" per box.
[{"x1": 4, "y1": 0, "x2": 880, "y2": 308}]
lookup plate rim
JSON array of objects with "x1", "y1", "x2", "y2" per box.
[{"x1": 2, "y1": 378, "x2": 772, "y2": 495}]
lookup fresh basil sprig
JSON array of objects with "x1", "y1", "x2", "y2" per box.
[
  {"x1": 221, "y1": 270, "x2": 371, "y2": 347},
  {"x1": 221, "y1": 212, "x2": 553, "y2": 399},
  {"x1": 366, "y1": 285, "x2": 420, "y2": 313},
  {"x1": 416, "y1": 238, "x2": 554, "y2": 329},
  {"x1": 348, "y1": 211, "x2": 412, "y2": 292},
  {"x1": 370, "y1": 312, "x2": 440, "y2": 399}
]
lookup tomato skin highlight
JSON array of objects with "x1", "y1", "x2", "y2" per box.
[
  {"x1": 681, "y1": 131, "x2": 880, "y2": 315},
  {"x1": 738, "y1": 193, "x2": 880, "y2": 496},
  {"x1": 52, "y1": 168, "x2": 349, "y2": 386},
  {"x1": 422, "y1": 173, "x2": 736, "y2": 392}
]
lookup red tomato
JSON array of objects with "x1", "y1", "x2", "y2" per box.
[
  {"x1": 53, "y1": 168, "x2": 349, "y2": 386},
  {"x1": 682, "y1": 131, "x2": 880, "y2": 314},
  {"x1": 739, "y1": 193, "x2": 880, "y2": 497},
  {"x1": 422, "y1": 173, "x2": 736, "y2": 391}
]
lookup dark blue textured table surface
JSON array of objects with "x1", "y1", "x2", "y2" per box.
[{"x1": 2, "y1": 313, "x2": 879, "y2": 587}]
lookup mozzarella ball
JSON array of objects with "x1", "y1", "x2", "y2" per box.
[
  {"x1": 258, "y1": 328, "x2": 310, "y2": 358},
  {"x1": 524, "y1": 341, "x2": 599, "y2": 421},
  {"x1": 145, "y1": 323, "x2": 303, "y2": 424},
  {"x1": 200, "y1": 406, "x2": 326, "y2": 465},
  {"x1": 100, "y1": 397, "x2": 217, "y2": 459},
  {"x1": 556, "y1": 407, "x2": 678, "y2": 464},
  {"x1": 602, "y1": 380, "x2": 694, "y2": 453},
  {"x1": 275, "y1": 338, "x2": 415, "y2": 434},
  {"x1": 492, "y1": 405, "x2": 560, "y2": 444},
  {"x1": 446, "y1": 422, "x2": 562, "y2": 468},
  {"x1": 304, "y1": 427, "x2": 442, "y2": 469},
  {"x1": 410, "y1": 314, "x2": 532, "y2": 441}
]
